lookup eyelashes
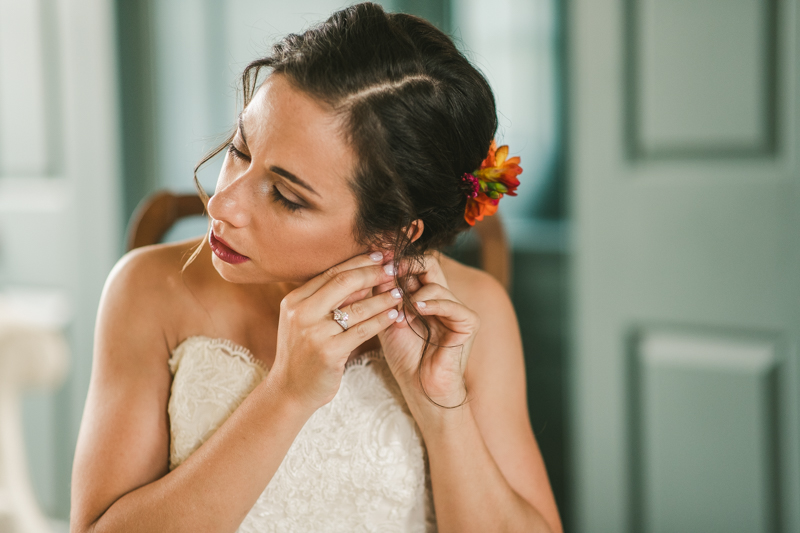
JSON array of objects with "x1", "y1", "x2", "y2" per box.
[
  {"x1": 270, "y1": 187, "x2": 302, "y2": 211},
  {"x1": 227, "y1": 143, "x2": 303, "y2": 212},
  {"x1": 227, "y1": 142, "x2": 249, "y2": 162}
]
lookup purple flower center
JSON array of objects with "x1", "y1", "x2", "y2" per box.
[{"x1": 461, "y1": 173, "x2": 479, "y2": 198}]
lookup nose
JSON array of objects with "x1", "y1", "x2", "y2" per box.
[{"x1": 207, "y1": 173, "x2": 252, "y2": 228}]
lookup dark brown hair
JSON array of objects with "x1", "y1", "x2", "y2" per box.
[{"x1": 187, "y1": 2, "x2": 498, "y2": 406}]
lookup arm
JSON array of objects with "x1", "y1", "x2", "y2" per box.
[
  {"x1": 417, "y1": 272, "x2": 562, "y2": 533},
  {"x1": 378, "y1": 259, "x2": 563, "y2": 533},
  {"x1": 70, "y1": 248, "x2": 315, "y2": 533}
]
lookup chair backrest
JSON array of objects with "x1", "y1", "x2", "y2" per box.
[
  {"x1": 126, "y1": 191, "x2": 207, "y2": 251},
  {"x1": 126, "y1": 190, "x2": 511, "y2": 290},
  {"x1": 471, "y1": 214, "x2": 511, "y2": 291}
]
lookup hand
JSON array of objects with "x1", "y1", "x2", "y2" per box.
[
  {"x1": 376, "y1": 253, "x2": 481, "y2": 414},
  {"x1": 267, "y1": 252, "x2": 404, "y2": 410}
]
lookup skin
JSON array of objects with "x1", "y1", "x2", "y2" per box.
[{"x1": 70, "y1": 72, "x2": 563, "y2": 533}]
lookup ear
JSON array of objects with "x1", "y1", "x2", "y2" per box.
[
  {"x1": 405, "y1": 219, "x2": 424, "y2": 243},
  {"x1": 369, "y1": 220, "x2": 424, "y2": 256}
]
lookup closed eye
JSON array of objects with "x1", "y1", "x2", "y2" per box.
[
  {"x1": 227, "y1": 141, "x2": 304, "y2": 211},
  {"x1": 271, "y1": 187, "x2": 303, "y2": 211},
  {"x1": 227, "y1": 142, "x2": 250, "y2": 162}
]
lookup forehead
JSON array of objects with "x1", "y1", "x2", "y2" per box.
[{"x1": 241, "y1": 74, "x2": 356, "y2": 197}]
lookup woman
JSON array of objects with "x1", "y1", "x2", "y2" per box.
[{"x1": 70, "y1": 3, "x2": 562, "y2": 532}]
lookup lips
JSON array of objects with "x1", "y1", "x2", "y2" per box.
[{"x1": 209, "y1": 230, "x2": 250, "y2": 264}]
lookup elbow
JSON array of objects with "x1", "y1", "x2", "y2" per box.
[
  {"x1": 71, "y1": 507, "x2": 109, "y2": 533},
  {"x1": 71, "y1": 515, "x2": 101, "y2": 533},
  {"x1": 513, "y1": 491, "x2": 563, "y2": 533},
  {"x1": 70, "y1": 521, "x2": 96, "y2": 533}
]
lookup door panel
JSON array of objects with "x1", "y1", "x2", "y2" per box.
[
  {"x1": 0, "y1": 0, "x2": 53, "y2": 175},
  {"x1": 570, "y1": 0, "x2": 800, "y2": 531},
  {"x1": 632, "y1": 330, "x2": 781, "y2": 533},
  {"x1": 632, "y1": 0, "x2": 776, "y2": 155}
]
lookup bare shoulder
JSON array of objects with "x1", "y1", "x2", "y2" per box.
[
  {"x1": 438, "y1": 253, "x2": 514, "y2": 325},
  {"x1": 108, "y1": 237, "x2": 205, "y2": 297},
  {"x1": 99, "y1": 236, "x2": 208, "y2": 354},
  {"x1": 437, "y1": 252, "x2": 523, "y2": 389}
]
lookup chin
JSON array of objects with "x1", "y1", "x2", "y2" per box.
[
  {"x1": 211, "y1": 254, "x2": 317, "y2": 285},
  {"x1": 210, "y1": 255, "x2": 260, "y2": 283}
]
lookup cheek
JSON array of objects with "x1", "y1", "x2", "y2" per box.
[{"x1": 254, "y1": 209, "x2": 366, "y2": 281}]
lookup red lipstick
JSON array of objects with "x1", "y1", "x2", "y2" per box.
[{"x1": 209, "y1": 230, "x2": 250, "y2": 264}]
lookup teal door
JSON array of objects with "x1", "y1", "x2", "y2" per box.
[
  {"x1": 0, "y1": 0, "x2": 123, "y2": 521},
  {"x1": 569, "y1": 1, "x2": 799, "y2": 532}
]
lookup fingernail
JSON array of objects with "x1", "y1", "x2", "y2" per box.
[
  {"x1": 384, "y1": 264, "x2": 395, "y2": 276},
  {"x1": 369, "y1": 251, "x2": 383, "y2": 262},
  {"x1": 390, "y1": 288, "x2": 402, "y2": 299},
  {"x1": 395, "y1": 311, "x2": 405, "y2": 323},
  {"x1": 417, "y1": 301, "x2": 426, "y2": 309},
  {"x1": 388, "y1": 309, "x2": 399, "y2": 320}
]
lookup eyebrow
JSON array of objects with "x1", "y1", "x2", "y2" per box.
[
  {"x1": 238, "y1": 113, "x2": 320, "y2": 198},
  {"x1": 269, "y1": 165, "x2": 321, "y2": 197}
]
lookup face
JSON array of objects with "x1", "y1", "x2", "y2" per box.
[{"x1": 206, "y1": 73, "x2": 366, "y2": 284}]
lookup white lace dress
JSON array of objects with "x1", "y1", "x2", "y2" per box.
[{"x1": 167, "y1": 335, "x2": 437, "y2": 532}]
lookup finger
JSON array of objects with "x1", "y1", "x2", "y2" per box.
[
  {"x1": 374, "y1": 250, "x2": 442, "y2": 285},
  {"x1": 377, "y1": 276, "x2": 431, "y2": 325},
  {"x1": 409, "y1": 282, "x2": 461, "y2": 305},
  {"x1": 374, "y1": 274, "x2": 420, "y2": 296},
  {"x1": 415, "y1": 252, "x2": 448, "y2": 288},
  {"x1": 312, "y1": 263, "x2": 395, "y2": 313},
  {"x1": 372, "y1": 252, "x2": 442, "y2": 298},
  {"x1": 414, "y1": 298, "x2": 478, "y2": 329},
  {"x1": 292, "y1": 251, "x2": 385, "y2": 300},
  {"x1": 332, "y1": 286, "x2": 403, "y2": 333},
  {"x1": 338, "y1": 287, "x2": 372, "y2": 310},
  {"x1": 330, "y1": 307, "x2": 401, "y2": 351},
  {"x1": 407, "y1": 283, "x2": 471, "y2": 322},
  {"x1": 391, "y1": 253, "x2": 448, "y2": 291}
]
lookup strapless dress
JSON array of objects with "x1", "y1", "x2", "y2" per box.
[{"x1": 167, "y1": 335, "x2": 437, "y2": 532}]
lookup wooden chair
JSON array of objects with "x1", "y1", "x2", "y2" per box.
[
  {"x1": 126, "y1": 191, "x2": 208, "y2": 251},
  {"x1": 126, "y1": 191, "x2": 511, "y2": 290}
]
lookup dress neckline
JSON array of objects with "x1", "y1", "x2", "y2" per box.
[{"x1": 172, "y1": 334, "x2": 384, "y2": 373}]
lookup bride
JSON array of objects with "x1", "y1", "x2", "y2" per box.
[{"x1": 70, "y1": 3, "x2": 562, "y2": 532}]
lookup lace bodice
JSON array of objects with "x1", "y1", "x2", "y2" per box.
[{"x1": 167, "y1": 335, "x2": 437, "y2": 532}]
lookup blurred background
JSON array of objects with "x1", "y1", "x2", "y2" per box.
[{"x1": 1, "y1": 0, "x2": 798, "y2": 532}]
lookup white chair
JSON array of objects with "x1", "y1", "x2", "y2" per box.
[{"x1": 0, "y1": 291, "x2": 69, "y2": 533}]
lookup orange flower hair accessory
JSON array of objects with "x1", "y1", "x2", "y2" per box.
[{"x1": 460, "y1": 140, "x2": 522, "y2": 226}]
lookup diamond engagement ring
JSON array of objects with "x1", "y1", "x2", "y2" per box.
[{"x1": 332, "y1": 308, "x2": 349, "y2": 331}]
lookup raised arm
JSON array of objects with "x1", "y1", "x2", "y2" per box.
[
  {"x1": 426, "y1": 268, "x2": 563, "y2": 533},
  {"x1": 70, "y1": 249, "x2": 400, "y2": 533},
  {"x1": 375, "y1": 256, "x2": 563, "y2": 533}
]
